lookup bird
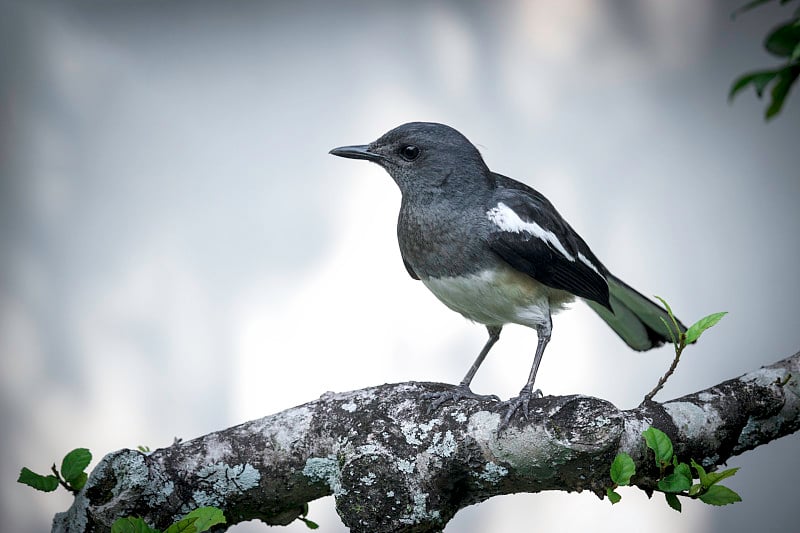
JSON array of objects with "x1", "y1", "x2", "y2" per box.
[{"x1": 329, "y1": 122, "x2": 685, "y2": 425}]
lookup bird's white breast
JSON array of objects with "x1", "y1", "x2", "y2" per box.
[{"x1": 421, "y1": 265, "x2": 574, "y2": 329}]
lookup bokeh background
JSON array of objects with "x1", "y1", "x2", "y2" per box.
[{"x1": 2, "y1": 1, "x2": 799, "y2": 532}]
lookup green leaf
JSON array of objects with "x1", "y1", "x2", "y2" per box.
[
  {"x1": 643, "y1": 427, "x2": 673, "y2": 468},
  {"x1": 765, "y1": 20, "x2": 800, "y2": 57},
  {"x1": 658, "y1": 471, "x2": 693, "y2": 493},
  {"x1": 729, "y1": 70, "x2": 781, "y2": 101},
  {"x1": 610, "y1": 453, "x2": 636, "y2": 486},
  {"x1": 653, "y1": 295, "x2": 675, "y2": 319},
  {"x1": 705, "y1": 467, "x2": 741, "y2": 487},
  {"x1": 658, "y1": 316, "x2": 678, "y2": 348},
  {"x1": 181, "y1": 507, "x2": 226, "y2": 532},
  {"x1": 689, "y1": 483, "x2": 703, "y2": 497},
  {"x1": 606, "y1": 488, "x2": 622, "y2": 504},
  {"x1": 697, "y1": 484, "x2": 742, "y2": 506},
  {"x1": 61, "y1": 448, "x2": 92, "y2": 485},
  {"x1": 665, "y1": 493, "x2": 682, "y2": 512},
  {"x1": 299, "y1": 517, "x2": 320, "y2": 529},
  {"x1": 793, "y1": 40, "x2": 800, "y2": 61},
  {"x1": 654, "y1": 296, "x2": 683, "y2": 344},
  {"x1": 163, "y1": 517, "x2": 197, "y2": 533},
  {"x1": 684, "y1": 312, "x2": 727, "y2": 344},
  {"x1": 691, "y1": 460, "x2": 740, "y2": 488},
  {"x1": 69, "y1": 472, "x2": 89, "y2": 491},
  {"x1": 17, "y1": 467, "x2": 59, "y2": 492},
  {"x1": 766, "y1": 66, "x2": 800, "y2": 119},
  {"x1": 675, "y1": 462, "x2": 691, "y2": 479},
  {"x1": 691, "y1": 459, "x2": 709, "y2": 487},
  {"x1": 111, "y1": 517, "x2": 160, "y2": 533}
]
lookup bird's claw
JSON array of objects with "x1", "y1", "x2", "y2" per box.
[
  {"x1": 495, "y1": 388, "x2": 543, "y2": 430},
  {"x1": 421, "y1": 385, "x2": 500, "y2": 413}
]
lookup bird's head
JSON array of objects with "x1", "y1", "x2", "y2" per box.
[{"x1": 329, "y1": 122, "x2": 489, "y2": 197}]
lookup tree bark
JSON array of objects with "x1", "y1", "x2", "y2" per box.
[{"x1": 52, "y1": 351, "x2": 800, "y2": 533}]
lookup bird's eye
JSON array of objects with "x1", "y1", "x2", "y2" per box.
[{"x1": 400, "y1": 145, "x2": 420, "y2": 161}]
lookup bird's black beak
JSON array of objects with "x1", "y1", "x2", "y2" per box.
[{"x1": 329, "y1": 144, "x2": 384, "y2": 162}]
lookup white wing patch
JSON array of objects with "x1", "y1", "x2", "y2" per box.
[
  {"x1": 577, "y1": 252, "x2": 601, "y2": 276},
  {"x1": 487, "y1": 202, "x2": 576, "y2": 262}
]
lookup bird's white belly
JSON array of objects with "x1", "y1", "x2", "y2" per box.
[{"x1": 421, "y1": 266, "x2": 574, "y2": 329}]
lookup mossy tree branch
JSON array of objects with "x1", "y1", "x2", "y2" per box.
[{"x1": 52, "y1": 351, "x2": 800, "y2": 533}]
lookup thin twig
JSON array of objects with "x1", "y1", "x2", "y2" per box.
[
  {"x1": 50, "y1": 464, "x2": 76, "y2": 495},
  {"x1": 644, "y1": 344, "x2": 684, "y2": 403}
]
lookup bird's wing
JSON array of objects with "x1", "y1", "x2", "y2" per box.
[
  {"x1": 486, "y1": 179, "x2": 611, "y2": 308},
  {"x1": 402, "y1": 258, "x2": 420, "y2": 280}
]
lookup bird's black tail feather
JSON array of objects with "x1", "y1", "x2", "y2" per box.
[{"x1": 585, "y1": 274, "x2": 686, "y2": 351}]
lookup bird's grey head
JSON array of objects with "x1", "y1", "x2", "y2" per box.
[{"x1": 329, "y1": 122, "x2": 490, "y2": 197}]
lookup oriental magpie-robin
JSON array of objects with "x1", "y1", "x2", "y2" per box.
[{"x1": 330, "y1": 122, "x2": 685, "y2": 425}]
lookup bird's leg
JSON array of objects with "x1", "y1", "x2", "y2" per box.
[
  {"x1": 459, "y1": 325, "x2": 502, "y2": 389},
  {"x1": 497, "y1": 316, "x2": 551, "y2": 428},
  {"x1": 422, "y1": 325, "x2": 502, "y2": 412}
]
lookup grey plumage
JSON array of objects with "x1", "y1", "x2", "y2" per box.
[{"x1": 330, "y1": 122, "x2": 685, "y2": 425}]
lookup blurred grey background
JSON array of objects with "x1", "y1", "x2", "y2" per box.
[{"x1": 1, "y1": 1, "x2": 798, "y2": 532}]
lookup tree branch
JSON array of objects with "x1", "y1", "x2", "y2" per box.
[{"x1": 52, "y1": 351, "x2": 800, "y2": 533}]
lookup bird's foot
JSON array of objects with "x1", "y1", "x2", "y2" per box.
[
  {"x1": 421, "y1": 384, "x2": 500, "y2": 413},
  {"x1": 495, "y1": 388, "x2": 543, "y2": 430}
]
